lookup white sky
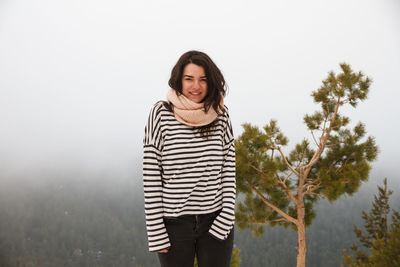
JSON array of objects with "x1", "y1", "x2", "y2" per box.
[{"x1": 1, "y1": 0, "x2": 399, "y2": 182}]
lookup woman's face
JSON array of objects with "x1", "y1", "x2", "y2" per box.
[{"x1": 181, "y1": 63, "x2": 208, "y2": 103}]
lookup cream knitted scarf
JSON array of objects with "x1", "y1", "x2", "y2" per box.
[{"x1": 166, "y1": 88, "x2": 222, "y2": 127}]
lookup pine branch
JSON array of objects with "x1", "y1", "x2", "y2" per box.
[
  {"x1": 303, "y1": 183, "x2": 322, "y2": 195},
  {"x1": 272, "y1": 146, "x2": 299, "y2": 177},
  {"x1": 271, "y1": 218, "x2": 289, "y2": 223},
  {"x1": 250, "y1": 217, "x2": 289, "y2": 226},
  {"x1": 300, "y1": 148, "x2": 307, "y2": 167},
  {"x1": 304, "y1": 97, "x2": 341, "y2": 170},
  {"x1": 325, "y1": 141, "x2": 345, "y2": 148},
  {"x1": 277, "y1": 179, "x2": 298, "y2": 204},
  {"x1": 283, "y1": 170, "x2": 294, "y2": 184},
  {"x1": 246, "y1": 179, "x2": 297, "y2": 225},
  {"x1": 328, "y1": 159, "x2": 341, "y2": 170},
  {"x1": 248, "y1": 162, "x2": 265, "y2": 175},
  {"x1": 311, "y1": 130, "x2": 321, "y2": 148}
]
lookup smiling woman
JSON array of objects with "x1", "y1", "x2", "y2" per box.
[
  {"x1": 142, "y1": 50, "x2": 236, "y2": 267},
  {"x1": 181, "y1": 63, "x2": 208, "y2": 103}
]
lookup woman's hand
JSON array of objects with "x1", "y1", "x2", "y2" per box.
[{"x1": 159, "y1": 249, "x2": 169, "y2": 253}]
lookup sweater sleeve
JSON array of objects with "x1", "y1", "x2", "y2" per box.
[
  {"x1": 209, "y1": 111, "x2": 236, "y2": 240},
  {"x1": 143, "y1": 103, "x2": 170, "y2": 252}
]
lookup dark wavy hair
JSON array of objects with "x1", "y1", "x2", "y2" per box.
[{"x1": 164, "y1": 50, "x2": 227, "y2": 136}]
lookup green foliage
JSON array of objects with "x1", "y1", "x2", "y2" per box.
[
  {"x1": 311, "y1": 63, "x2": 371, "y2": 108},
  {"x1": 230, "y1": 247, "x2": 242, "y2": 267},
  {"x1": 235, "y1": 63, "x2": 378, "y2": 264},
  {"x1": 316, "y1": 123, "x2": 378, "y2": 201},
  {"x1": 342, "y1": 179, "x2": 400, "y2": 266},
  {"x1": 366, "y1": 225, "x2": 400, "y2": 266},
  {"x1": 235, "y1": 120, "x2": 298, "y2": 235}
]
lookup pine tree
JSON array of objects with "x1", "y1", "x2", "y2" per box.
[
  {"x1": 342, "y1": 178, "x2": 400, "y2": 266},
  {"x1": 235, "y1": 63, "x2": 378, "y2": 267}
]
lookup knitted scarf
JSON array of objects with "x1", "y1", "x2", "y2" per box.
[{"x1": 166, "y1": 88, "x2": 222, "y2": 127}]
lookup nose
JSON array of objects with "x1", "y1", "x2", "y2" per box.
[{"x1": 193, "y1": 80, "x2": 201, "y2": 89}]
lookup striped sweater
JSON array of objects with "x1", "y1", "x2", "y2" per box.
[{"x1": 142, "y1": 101, "x2": 236, "y2": 252}]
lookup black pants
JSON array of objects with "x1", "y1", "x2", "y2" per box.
[{"x1": 158, "y1": 210, "x2": 234, "y2": 267}]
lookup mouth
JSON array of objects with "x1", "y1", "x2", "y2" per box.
[{"x1": 190, "y1": 92, "x2": 202, "y2": 95}]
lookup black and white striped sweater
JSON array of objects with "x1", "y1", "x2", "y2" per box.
[{"x1": 143, "y1": 101, "x2": 236, "y2": 252}]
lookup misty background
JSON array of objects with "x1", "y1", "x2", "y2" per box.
[{"x1": 1, "y1": 0, "x2": 400, "y2": 266}]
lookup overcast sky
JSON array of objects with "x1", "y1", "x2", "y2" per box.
[{"x1": 1, "y1": 0, "x2": 399, "y2": 183}]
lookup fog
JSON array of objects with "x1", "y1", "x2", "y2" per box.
[{"x1": 1, "y1": 0, "x2": 400, "y2": 188}]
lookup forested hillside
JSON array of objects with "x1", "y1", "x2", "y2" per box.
[{"x1": 0, "y1": 169, "x2": 398, "y2": 267}]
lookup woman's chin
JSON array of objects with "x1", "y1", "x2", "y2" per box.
[{"x1": 189, "y1": 97, "x2": 204, "y2": 103}]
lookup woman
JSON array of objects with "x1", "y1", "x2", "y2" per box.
[{"x1": 143, "y1": 50, "x2": 236, "y2": 267}]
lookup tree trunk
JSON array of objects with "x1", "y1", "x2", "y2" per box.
[{"x1": 296, "y1": 203, "x2": 306, "y2": 267}]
